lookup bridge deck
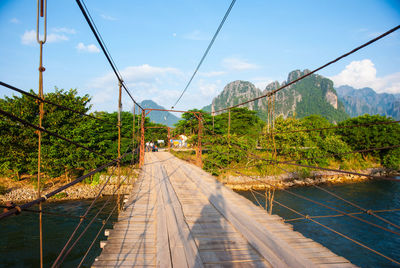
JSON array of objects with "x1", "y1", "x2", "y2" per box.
[{"x1": 93, "y1": 151, "x2": 356, "y2": 267}]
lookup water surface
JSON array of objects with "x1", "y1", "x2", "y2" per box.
[
  {"x1": 237, "y1": 179, "x2": 400, "y2": 267},
  {"x1": 0, "y1": 198, "x2": 118, "y2": 267}
]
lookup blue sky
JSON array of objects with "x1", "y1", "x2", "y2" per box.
[{"x1": 0, "y1": 0, "x2": 399, "y2": 113}]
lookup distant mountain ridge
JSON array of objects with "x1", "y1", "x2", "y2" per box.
[
  {"x1": 336, "y1": 85, "x2": 400, "y2": 120},
  {"x1": 135, "y1": 100, "x2": 179, "y2": 127},
  {"x1": 203, "y1": 69, "x2": 348, "y2": 123}
]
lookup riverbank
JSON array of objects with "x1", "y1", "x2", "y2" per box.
[
  {"x1": 0, "y1": 172, "x2": 138, "y2": 203},
  {"x1": 219, "y1": 168, "x2": 399, "y2": 190}
]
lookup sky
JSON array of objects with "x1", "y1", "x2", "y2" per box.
[{"x1": 0, "y1": 0, "x2": 399, "y2": 114}]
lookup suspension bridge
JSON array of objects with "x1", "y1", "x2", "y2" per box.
[{"x1": 1, "y1": 0, "x2": 400, "y2": 267}]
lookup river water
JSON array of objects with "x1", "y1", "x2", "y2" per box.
[
  {"x1": 0, "y1": 198, "x2": 118, "y2": 267},
  {"x1": 1, "y1": 180, "x2": 399, "y2": 267},
  {"x1": 237, "y1": 179, "x2": 400, "y2": 267}
]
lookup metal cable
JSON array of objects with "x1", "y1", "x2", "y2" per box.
[
  {"x1": 54, "y1": 155, "x2": 137, "y2": 267},
  {"x1": 171, "y1": 0, "x2": 237, "y2": 109},
  {"x1": 283, "y1": 208, "x2": 400, "y2": 222},
  {"x1": 75, "y1": 0, "x2": 143, "y2": 110},
  {"x1": 270, "y1": 120, "x2": 400, "y2": 135},
  {"x1": 314, "y1": 185, "x2": 400, "y2": 230},
  {"x1": 214, "y1": 24, "x2": 400, "y2": 113},
  {"x1": 0, "y1": 150, "x2": 132, "y2": 220},
  {"x1": 51, "y1": 145, "x2": 134, "y2": 266},
  {"x1": 0, "y1": 108, "x2": 102, "y2": 156},
  {"x1": 0, "y1": 81, "x2": 111, "y2": 124},
  {"x1": 273, "y1": 200, "x2": 400, "y2": 265}
]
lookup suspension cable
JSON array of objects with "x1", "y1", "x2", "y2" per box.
[
  {"x1": 270, "y1": 120, "x2": 400, "y2": 135},
  {"x1": 171, "y1": 0, "x2": 237, "y2": 109},
  {"x1": 0, "y1": 150, "x2": 132, "y2": 220},
  {"x1": 75, "y1": 0, "x2": 143, "y2": 110},
  {"x1": 0, "y1": 108, "x2": 102, "y2": 156},
  {"x1": 313, "y1": 185, "x2": 400, "y2": 230},
  {"x1": 214, "y1": 24, "x2": 400, "y2": 113},
  {"x1": 0, "y1": 81, "x2": 111, "y2": 124},
  {"x1": 53, "y1": 154, "x2": 137, "y2": 267},
  {"x1": 273, "y1": 200, "x2": 400, "y2": 265}
]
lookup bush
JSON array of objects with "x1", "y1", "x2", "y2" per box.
[{"x1": 382, "y1": 148, "x2": 400, "y2": 170}]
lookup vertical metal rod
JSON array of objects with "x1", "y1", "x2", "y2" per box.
[
  {"x1": 132, "y1": 104, "x2": 136, "y2": 158},
  {"x1": 36, "y1": 1, "x2": 47, "y2": 266},
  {"x1": 197, "y1": 115, "x2": 203, "y2": 167},
  {"x1": 37, "y1": 41, "x2": 44, "y2": 268},
  {"x1": 139, "y1": 110, "x2": 145, "y2": 167},
  {"x1": 228, "y1": 109, "x2": 231, "y2": 162},
  {"x1": 167, "y1": 127, "x2": 171, "y2": 152},
  {"x1": 117, "y1": 81, "x2": 122, "y2": 211}
]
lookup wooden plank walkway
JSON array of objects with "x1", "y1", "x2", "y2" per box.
[{"x1": 93, "y1": 151, "x2": 356, "y2": 267}]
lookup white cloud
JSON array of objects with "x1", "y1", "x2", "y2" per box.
[
  {"x1": 76, "y1": 42, "x2": 100, "y2": 53},
  {"x1": 47, "y1": 33, "x2": 69, "y2": 43},
  {"x1": 10, "y1": 18, "x2": 20, "y2": 24},
  {"x1": 183, "y1": 30, "x2": 208, "y2": 41},
  {"x1": 196, "y1": 80, "x2": 220, "y2": 97},
  {"x1": 52, "y1": 27, "x2": 76, "y2": 34},
  {"x1": 21, "y1": 30, "x2": 69, "y2": 45},
  {"x1": 172, "y1": 33, "x2": 177, "y2": 37},
  {"x1": 100, "y1": 14, "x2": 117, "y2": 21},
  {"x1": 199, "y1": 71, "x2": 226, "y2": 77},
  {"x1": 89, "y1": 64, "x2": 183, "y2": 106},
  {"x1": 222, "y1": 57, "x2": 259, "y2": 71},
  {"x1": 330, "y1": 59, "x2": 400, "y2": 94},
  {"x1": 252, "y1": 77, "x2": 274, "y2": 90}
]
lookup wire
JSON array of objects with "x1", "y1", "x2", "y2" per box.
[
  {"x1": 283, "y1": 209, "x2": 400, "y2": 222},
  {"x1": 214, "y1": 24, "x2": 400, "y2": 113},
  {"x1": 0, "y1": 150, "x2": 133, "y2": 220},
  {"x1": 171, "y1": 0, "x2": 237, "y2": 109},
  {"x1": 0, "y1": 108, "x2": 101, "y2": 156},
  {"x1": 270, "y1": 120, "x2": 400, "y2": 135},
  {"x1": 75, "y1": 0, "x2": 143, "y2": 110},
  {"x1": 0, "y1": 81, "x2": 110, "y2": 124},
  {"x1": 273, "y1": 200, "x2": 400, "y2": 265}
]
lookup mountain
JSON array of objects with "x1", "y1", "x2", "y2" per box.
[
  {"x1": 203, "y1": 69, "x2": 348, "y2": 123},
  {"x1": 135, "y1": 100, "x2": 180, "y2": 127},
  {"x1": 336, "y1": 85, "x2": 400, "y2": 120}
]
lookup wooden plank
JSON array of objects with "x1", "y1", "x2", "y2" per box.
[
  {"x1": 154, "y1": 154, "x2": 172, "y2": 268},
  {"x1": 159, "y1": 163, "x2": 204, "y2": 268}
]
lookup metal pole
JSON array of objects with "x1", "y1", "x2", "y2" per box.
[
  {"x1": 197, "y1": 115, "x2": 203, "y2": 167},
  {"x1": 228, "y1": 109, "x2": 231, "y2": 162},
  {"x1": 167, "y1": 127, "x2": 171, "y2": 152},
  {"x1": 117, "y1": 81, "x2": 122, "y2": 211},
  {"x1": 36, "y1": 1, "x2": 47, "y2": 267},
  {"x1": 132, "y1": 104, "x2": 135, "y2": 159},
  {"x1": 139, "y1": 110, "x2": 145, "y2": 167}
]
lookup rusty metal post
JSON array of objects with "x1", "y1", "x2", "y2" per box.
[
  {"x1": 228, "y1": 108, "x2": 231, "y2": 139},
  {"x1": 132, "y1": 104, "x2": 136, "y2": 158},
  {"x1": 117, "y1": 81, "x2": 122, "y2": 211},
  {"x1": 228, "y1": 109, "x2": 231, "y2": 162},
  {"x1": 197, "y1": 114, "x2": 203, "y2": 167},
  {"x1": 167, "y1": 127, "x2": 171, "y2": 152},
  {"x1": 139, "y1": 109, "x2": 145, "y2": 167},
  {"x1": 36, "y1": 1, "x2": 47, "y2": 267}
]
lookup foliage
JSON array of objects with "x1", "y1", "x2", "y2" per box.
[
  {"x1": 382, "y1": 147, "x2": 400, "y2": 170},
  {"x1": 336, "y1": 114, "x2": 400, "y2": 168},
  {"x1": 0, "y1": 88, "x2": 166, "y2": 181},
  {"x1": 203, "y1": 135, "x2": 250, "y2": 176}
]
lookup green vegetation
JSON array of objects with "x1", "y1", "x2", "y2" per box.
[
  {"x1": 175, "y1": 108, "x2": 400, "y2": 177},
  {"x1": 0, "y1": 88, "x2": 169, "y2": 181},
  {"x1": 51, "y1": 192, "x2": 68, "y2": 199}
]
